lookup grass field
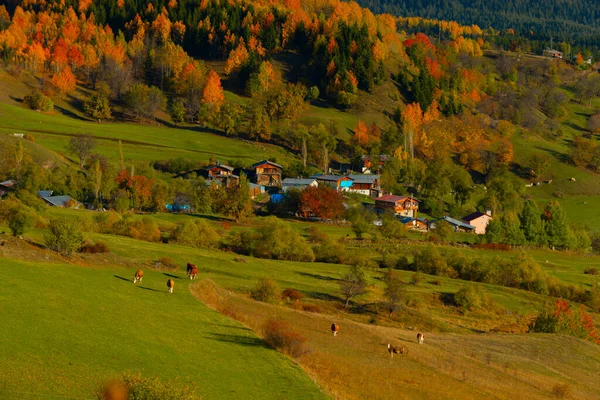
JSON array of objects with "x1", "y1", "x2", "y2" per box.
[{"x1": 0, "y1": 256, "x2": 326, "y2": 399}]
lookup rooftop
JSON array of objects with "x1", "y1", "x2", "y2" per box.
[
  {"x1": 43, "y1": 195, "x2": 77, "y2": 207},
  {"x1": 282, "y1": 178, "x2": 317, "y2": 185},
  {"x1": 442, "y1": 216, "x2": 475, "y2": 230},
  {"x1": 376, "y1": 194, "x2": 412, "y2": 203},
  {"x1": 311, "y1": 174, "x2": 353, "y2": 182},
  {"x1": 251, "y1": 160, "x2": 283, "y2": 169},
  {"x1": 206, "y1": 163, "x2": 234, "y2": 171},
  {"x1": 346, "y1": 174, "x2": 380, "y2": 184},
  {"x1": 462, "y1": 211, "x2": 491, "y2": 222}
]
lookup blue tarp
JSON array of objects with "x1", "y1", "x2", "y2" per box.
[
  {"x1": 270, "y1": 194, "x2": 285, "y2": 204},
  {"x1": 166, "y1": 203, "x2": 191, "y2": 212}
]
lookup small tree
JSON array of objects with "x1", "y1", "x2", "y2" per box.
[
  {"x1": 67, "y1": 134, "x2": 96, "y2": 168},
  {"x1": 45, "y1": 218, "x2": 84, "y2": 256},
  {"x1": 339, "y1": 264, "x2": 368, "y2": 309},
  {"x1": 84, "y1": 93, "x2": 112, "y2": 123},
  {"x1": 251, "y1": 277, "x2": 280, "y2": 302},
  {"x1": 23, "y1": 90, "x2": 53, "y2": 111},
  {"x1": 383, "y1": 269, "x2": 405, "y2": 317},
  {"x1": 8, "y1": 208, "x2": 36, "y2": 236},
  {"x1": 436, "y1": 219, "x2": 454, "y2": 241},
  {"x1": 169, "y1": 97, "x2": 186, "y2": 125}
]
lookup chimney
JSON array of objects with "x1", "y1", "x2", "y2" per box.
[{"x1": 485, "y1": 209, "x2": 492, "y2": 217}]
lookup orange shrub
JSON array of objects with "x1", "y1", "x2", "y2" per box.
[
  {"x1": 263, "y1": 318, "x2": 309, "y2": 358},
  {"x1": 281, "y1": 288, "x2": 303, "y2": 301}
]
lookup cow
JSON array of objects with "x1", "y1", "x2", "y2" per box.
[
  {"x1": 133, "y1": 269, "x2": 143, "y2": 284},
  {"x1": 188, "y1": 265, "x2": 198, "y2": 280},
  {"x1": 167, "y1": 279, "x2": 174, "y2": 293},
  {"x1": 417, "y1": 332, "x2": 424, "y2": 344},
  {"x1": 331, "y1": 323, "x2": 339, "y2": 336},
  {"x1": 186, "y1": 263, "x2": 197, "y2": 275},
  {"x1": 387, "y1": 344, "x2": 408, "y2": 359}
]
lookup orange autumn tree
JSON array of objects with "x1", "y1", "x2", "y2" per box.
[
  {"x1": 202, "y1": 70, "x2": 225, "y2": 112},
  {"x1": 52, "y1": 65, "x2": 76, "y2": 94}
]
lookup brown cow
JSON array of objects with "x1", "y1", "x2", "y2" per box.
[
  {"x1": 188, "y1": 265, "x2": 198, "y2": 280},
  {"x1": 167, "y1": 279, "x2": 174, "y2": 293},
  {"x1": 186, "y1": 263, "x2": 196, "y2": 275},
  {"x1": 133, "y1": 269, "x2": 143, "y2": 284},
  {"x1": 387, "y1": 344, "x2": 408, "y2": 359},
  {"x1": 331, "y1": 323, "x2": 339, "y2": 336}
]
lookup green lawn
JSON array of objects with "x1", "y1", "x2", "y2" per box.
[
  {"x1": 0, "y1": 103, "x2": 294, "y2": 166},
  {"x1": 0, "y1": 257, "x2": 327, "y2": 399}
]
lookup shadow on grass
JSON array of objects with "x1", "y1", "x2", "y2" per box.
[
  {"x1": 163, "y1": 273, "x2": 181, "y2": 279},
  {"x1": 138, "y1": 286, "x2": 162, "y2": 292},
  {"x1": 306, "y1": 291, "x2": 340, "y2": 302},
  {"x1": 205, "y1": 322, "x2": 252, "y2": 332},
  {"x1": 201, "y1": 268, "x2": 250, "y2": 280},
  {"x1": 114, "y1": 275, "x2": 131, "y2": 282},
  {"x1": 204, "y1": 333, "x2": 268, "y2": 348},
  {"x1": 297, "y1": 271, "x2": 340, "y2": 281}
]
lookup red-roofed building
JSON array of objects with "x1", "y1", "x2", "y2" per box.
[{"x1": 375, "y1": 195, "x2": 419, "y2": 217}]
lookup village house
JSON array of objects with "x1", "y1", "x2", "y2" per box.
[
  {"x1": 42, "y1": 195, "x2": 81, "y2": 208},
  {"x1": 462, "y1": 211, "x2": 492, "y2": 234},
  {"x1": 201, "y1": 162, "x2": 238, "y2": 185},
  {"x1": 281, "y1": 178, "x2": 318, "y2": 193},
  {"x1": 438, "y1": 216, "x2": 475, "y2": 233},
  {"x1": 346, "y1": 174, "x2": 380, "y2": 197},
  {"x1": 249, "y1": 183, "x2": 265, "y2": 199},
  {"x1": 375, "y1": 195, "x2": 419, "y2": 217},
  {"x1": 397, "y1": 216, "x2": 429, "y2": 231},
  {"x1": 0, "y1": 180, "x2": 16, "y2": 198},
  {"x1": 361, "y1": 155, "x2": 390, "y2": 173},
  {"x1": 251, "y1": 160, "x2": 283, "y2": 187},
  {"x1": 543, "y1": 49, "x2": 563, "y2": 59},
  {"x1": 311, "y1": 174, "x2": 354, "y2": 191}
]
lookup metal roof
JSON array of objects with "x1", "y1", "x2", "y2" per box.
[
  {"x1": 43, "y1": 195, "x2": 77, "y2": 207},
  {"x1": 206, "y1": 163, "x2": 234, "y2": 171},
  {"x1": 442, "y1": 216, "x2": 475, "y2": 230},
  {"x1": 462, "y1": 211, "x2": 490, "y2": 222},
  {"x1": 0, "y1": 180, "x2": 16, "y2": 188},
  {"x1": 346, "y1": 174, "x2": 380, "y2": 184},
  {"x1": 282, "y1": 178, "x2": 317, "y2": 185},
  {"x1": 251, "y1": 160, "x2": 283, "y2": 169},
  {"x1": 38, "y1": 190, "x2": 54, "y2": 198},
  {"x1": 311, "y1": 174, "x2": 353, "y2": 182}
]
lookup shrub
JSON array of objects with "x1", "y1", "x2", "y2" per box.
[
  {"x1": 529, "y1": 299, "x2": 599, "y2": 344},
  {"x1": 306, "y1": 226, "x2": 326, "y2": 243},
  {"x1": 44, "y1": 218, "x2": 84, "y2": 256},
  {"x1": 430, "y1": 279, "x2": 443, "y2": 286},
  {"x1": 157, "y1": 256, "x2": 176, "y2": 269},
  {"x1": 226, "y1": 217, "x2": 314, "y2": 262},
  {"x1": 96, "y1": 373, "x2": 197, "y2": 400},
  {"x1": 251, "y1": 277, "x2": 280, "y2": 302},
  {"x1": 550, "y1": 383, "x2": 572, "y2": 399},
  {"x1": 454, "y1": 285, "x2": 485, "y2": 311},
  {"x1": 23, "y1": 90, "x2": 53, "y2": 111},
  {"x1": 281, "y1": 288, "x2": 302, "y2": 301},
  {"x1": 410, "y1": 271, "x2": 423, "y2": 285},
  {"x1": 115, "y1": 216, "x2": 161, "y2": 242},
  {"x1": 263, "y1": 318, "x2": 309, "y2": 358},
  {"x1": 413, "y1": 246, "x2": 458, "y2": 278},
  {"x1": 312, "y1": 237, "x2": 345, "y2": 263},
  {"x1": 584, "y1": 267, "x2": 599, "y2": 275},
  {"x1": 171, "y1": 220, "x2": 220, "y2": 247},
  {"x1": 80, "y1": 241, "x2": 110, "y2": 254},
  {"x1": 301, "y1": 303, "x2": 320, "y2": 313}
]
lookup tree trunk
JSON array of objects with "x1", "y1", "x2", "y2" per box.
[
  {"x1": 302, "y1": 136, "x2": 307, "y2": 168},
  {"x1": 344, "y1": 296, "x2": 350, "y2": 309}
]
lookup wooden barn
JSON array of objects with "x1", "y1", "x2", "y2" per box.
[{"x1": 251, "y1": 160, "x2": 283, "y2": 187}]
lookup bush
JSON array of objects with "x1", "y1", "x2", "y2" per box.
[
  {"x1": 171, "y1": 220, "x2": 220, "y2": 247},
  {"x1": 96, "y1": 373, "x2": 197, "y2": 400},
  {"x1": 530, "y1": 299, "x2": 599, "y2": 344},
  {"x1": 550, "y1": 383, "x2": 572, "y2": 399},
  {"x1": 263, "y1": 318, "x2": 309, "y2": 358},
  {"x1": 454, "y1": 285, "x2": 485, "y2": 311},
  {"x1": 157, "y1": 256, "x2": 176, "y2": 269},
  {"x1": 312, "y1": 237, "x2": 345, "y2": 263},
  {"x1": 430, "y1": 279, "x2": 443, "y2": 286},
  {"x1": 251, "y1": 277, "x2": 280, "y2": 302},
  {"x1": 80, "y1": 241, "x2": 110, "y2": 254},
  {"x1": 226, "y1": 217, "x2": 314, "y2": 262},
  {"x1": 115, "y1": 216, "x2": 161, "y2": 242},
  {"x1": 584, "y1": 267, "x2": 599, "y2": 275},
  {"x1": 281, "y1": 288, "x2": 302, "y2": 301},
  {"x1": 410, "y1": 272, "x2": 423, "y2": 285},
  {"x1": 23, "y1": 90, "x2": 53, "y2": 111},
  {"x1": 44, "y1": 218, "x2": 84, "y2": 256},
  {"x1": 413, "y1": 246, "x2": 458, "y2": 278}
]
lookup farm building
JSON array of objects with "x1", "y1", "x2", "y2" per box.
[
  {"x1": 281, "y1": 178, "x2": 318, "y2": 192},
  {"x1": 438, "y1": 216, "x2": 475, "y2": 233},
  {"x1": 462, "y1": 211, "x2": 492, "y2": 234},
  {"x1": 543, "y1": 49, "x2": 563, "y2": 59},
  {"x1": 397, "y1": 216, "x2": 429, "y2": 231},
  {"x1": 249, "y1": 183, "x2": 265, "y2": 199},
  {"x1": 311, "y1": 174, "x2": 354, "y2": 191},
  {"x1": 42, "y1": 195, "x2": 81, "y2": 208},
  {"x1": 0, "y1": 180, "x2": 16, "y2": 197},
  {"x1": 375, "y1": 195, "x2": 419, "y2": 217},
  {"x1": 361, "y1": 155, "x2": 390, "y2": 173},
  {"x1": 346, "y1": 174, "x2": 380, "y2": 196},
  {"x1": 201, "y1": 162, "x2": 238, "y2": 185},
  {"x1": 251, "y1": 160, "x2": 283, "y2": 187},
  {"x1": 37, "y1": 190, "x2": 54, "y2": 198}
]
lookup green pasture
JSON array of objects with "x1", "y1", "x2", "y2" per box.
[{"x1": 0, "y1": 257, "x2": 327, "y2": 400}]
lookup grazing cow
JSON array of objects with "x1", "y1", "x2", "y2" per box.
[
  {"x1": 167, "y1": 279, "x2": 174, "y2": 293},
  {"x1": 188, "y1": 265, "x2": 198, "y2": 280},
  {"x1": 387, "y1": 344, "x2": 408, "y2": 359},
  {"x1": 187, "y1": 263, "x2": 197, "y2": 275},
  {"x1": 133, "y1": 269, "x2": 143, "y2": 284},
  {"x1": 331, "y1": 323, "x2": 339, "y2": 336},
  {"x1": 417, "y1": 332, "x2": 424, "y2": 344}
]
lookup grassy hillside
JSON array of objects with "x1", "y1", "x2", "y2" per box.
[{"x1": 0, "y1": 256, "x2": 326, "y2": 399}]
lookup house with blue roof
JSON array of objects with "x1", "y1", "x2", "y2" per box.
[
  {"x1": 42, "y1": 195, "x2": 81, "y2": 208},
  {"x1": 282, "y1": 178, "x2": 318, "y2": 192}
]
